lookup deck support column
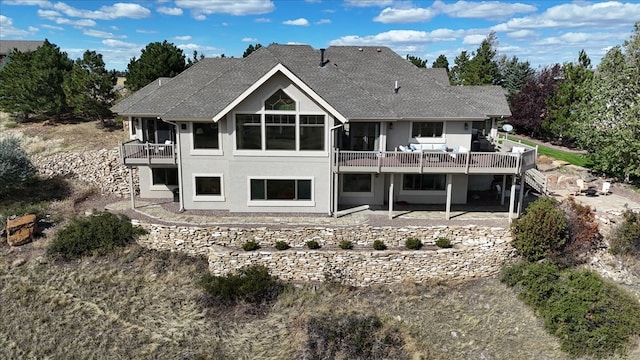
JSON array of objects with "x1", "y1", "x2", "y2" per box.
[
  {"x1": 501, "y1": 175, "x2": 507, "y2": 205},
  {"x1": 388, "y1": 174, "x2": 394, "y2": 220},
  {"x1": 129, "y1": 167, "x2": 135, "y2": 209},
  {"x1": 517, "y1": 175, "x2": 526, "y2": 217},
  {"x1": 445, "y1": 174, "x2": 452, "y2": 220},
  {"x1": 508, "y1": 175, "x2": 517, "y2": 222},
  {"x1": 333, "y1": 172, "x2": 339, "y2": 218}
]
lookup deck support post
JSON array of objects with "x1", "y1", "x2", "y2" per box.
[
  {"x1": 129, "y1": 167, "x2": 135, "y2": 209},
  {"x1": 517, "y1": 175, "x2": 526, "y2": 217},
  {"x1": 445, "y1": 174, "x2": 452, "y2": 220},
  {"x1": 333, "y1": 172, "x2": 339, "y2": 218},
  {"x1": 508, "y1": 175, "x2": 517, "y2": 222},
  {"x1": 501, "y1": 175, "x2": 507, "y2": 205},
  {"x1": 388, "y1": 175, "x2": 394, "y2": 220}
]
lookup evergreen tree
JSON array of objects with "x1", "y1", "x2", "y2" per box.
[
  {"x1": 63, "y1": 50, "x2": 117, "y2": 124},
  {"x1": 406, "y1": 54, "x2": 427, "y2": 68},
  {"x1": 186, "y1": 50, "x2": 205, "y2": 68},
  {"x1": 466, "y1": 32, "x2": 501, "y2": 85},
  {"x1": 498, "y1": 55, "x2": 534, "y2": 99},
  {"x1": 432, "y1": 54, "x2": 450, "y2": 73},
  {"x1": 243, "y1": 43, "x2": 263, "y2": 58},
  {"x1": 450, "y1": 50, "x2": 471, "y2": 85},
  {"x1": 125, "y1": 40, "x2": 186, "y2": 91},
  {"x1": 0, "y1": 50, "x2": 36, "y2": 120}
]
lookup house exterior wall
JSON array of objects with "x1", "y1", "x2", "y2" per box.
[
  {"x1": 385, "y1": 120, "x2": 473, "y2": 150},
  {"x1": 389, "y1": 173, "x2": 468, "y2": 204},
  {"x1": 139, "y1": 167, "x2": 177, "y2": 198}
]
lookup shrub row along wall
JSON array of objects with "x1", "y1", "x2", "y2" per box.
[
  {"x1": 135, "y1": 222, "x2": 517, "y2": 286},
  {"x1": 31, "y1": 149, "x2": 137, "y2": 197}
]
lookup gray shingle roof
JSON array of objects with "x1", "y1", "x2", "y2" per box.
[
  {"x1": 114, "y1": 44, "x2": 511, "y2": 120},
  {"x1": 0, "y1": 40, "x2": 44, "y2": 54}
]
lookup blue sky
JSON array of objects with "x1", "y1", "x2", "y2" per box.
[{"x1": 1, "y1": 0, "x2": 639, "y2": 71}]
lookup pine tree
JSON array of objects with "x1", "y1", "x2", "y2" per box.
[
  {"x1": 125, "y1": 40, "x2": 186, "y2": 91},
  {"x1": 432, "y1": 54, "x2": 449, "y2": 73},
  {"x1": 243, "y1": 43, "x2": 263, "y2": 58},
  {"x1": 406, "y1": 54, "x2": 427, "y2": 68}
]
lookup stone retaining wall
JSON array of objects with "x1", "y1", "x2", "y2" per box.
[
  {"x1": 135, "y1": 222, "x2": 517, "y2": 286},
  {"x1": 31, "y1": 148, "x2": 136, "y2": 197}
]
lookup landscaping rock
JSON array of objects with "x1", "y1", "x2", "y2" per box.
[{"x1": 6, "y1": 214, "x2": 37, "y2": 246}]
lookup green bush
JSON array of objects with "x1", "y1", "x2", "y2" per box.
[
  {"x1": 405, "y1": 237, "x2": 423, "y2": 250},
  {"x1": 609, "y1": 209, "x2": 640, "y2": 256},
  {"x1": 306, "y1": 240, "x2": 321, "y2": 249},
  {"x1": 502, "y1": 262, "x2": 640, "y2": 358},
  {"x1": 274, "y1": 241, "x2": 290, "y2": 250},
  {"x1": 339, "y1": 240, "x2": 353, "y2": 250},
  {"x1": 199, "y1": 265, "x2": 285, "y2": 305},
  {"x1": 435, "y1": 237, "x2": 452, "y2": 248},
  {"x1": 305, "y1": 313, "x2": 406, "y2": 359},
  {"x1": 0, "y1": 136, "x2": 35, "y2": 195},
  {"x1": 510, "y1": 197, "x2": 567, "y2": 262},
  {"x1": 242, "y1": 240, "x2": 260, "y2": 251},
  {"x1": 372, "y1": 240, "x2": 387, "y2": 250},
  {"x1": 47, "y1": 212, "x2": 144, "y2": 259}
]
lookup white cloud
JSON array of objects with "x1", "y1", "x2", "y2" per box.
[
  {"x1": 102, "y1": 39, "x2": 139, "y2": 48},
  {"x1": 316, "y1": 19, "x2": 331, "y2": 25},
  {"x1": 506, "y1": 29, "x2": 536, "y2": 39},
  {"x1": 136, "y1": 29, "x2": 157, "y2": 34},
  {"x1": 175, "y1": 0, "x2": 275, "y2": 16},
  {"x1": 37, "y1": 9, "x2": 60, "y2": 19},
  {"x1": 54, "y1": 17, "x2": 96, "y2": 27},
  {"x1": 41, "y1": 24, "x2": 64, "y2": 31},
  {"x1": 194, "y1": 14, "x2": 206, "y2": 21},
  {"x1": 435, "y1": 0, "x2": 536, "y2": 20},
  {"x1": 462, "y1": 34, "x2": 486, "y2": 45},
  {"x1": 0, "y1": 15, "x2": 39, "y2": 38},
  {"x1": 3, "y1": 0, "x2": 52, "y2": 6},
  {"x1": 242, "y1": 37, "x2": 258, "y2": 42},
  {"x1": 373, "y1": 7, "x2": 437, "y2": 23},
  {"x1": 175, "y1": 35, "x2": 192, "y2": 41},
  {"x1": 331, "y1": 30, "x2": 432, "y2": 46},
  {"x1": 345, "y1": 0, "x2": 393, "y2": 7},
  {"x1": 157, "y1": 7, "x2": 183, "y2": 16},
  {"x1": 283, "y1": 18, "x2": 310, "y2": 26},
  {"x1": 255, "y1": 17, "x2": 271, "y2": 23},
  {"x1": 51, "y1": 2, "x2": 151, "y2": 20},
  {"x1": 83, "y1": 29, "x2": 125, "y2": 38}
]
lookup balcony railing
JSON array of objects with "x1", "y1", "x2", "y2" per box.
[
  {"x1": 333, "y1": 149, "x2": 536, "y2": 175},
  {"x1": 119, "y1": 139, "x2": 177, "y2": 166}
]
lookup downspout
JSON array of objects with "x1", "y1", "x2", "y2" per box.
[
  {"x1": 159, "y1": 118, "x2": 185, "y2": 212},
  {"x1": 329, "y1": 123, "x2": 345, "y2": 216}
]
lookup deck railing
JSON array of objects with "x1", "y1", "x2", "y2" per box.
[
  {"x1": 334, "y1": 149, "x2": 536, "y2": 175},
  {"x1": 119, "y1": 139, "x2": 176, "y2": 165}
]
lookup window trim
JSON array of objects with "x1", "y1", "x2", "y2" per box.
[
  {"x1": 410, "y1": 121, "x2": 446, "y2": 143},
  {"x1": 192, "y1": 173, "x2": 225, "y2": 202},
  {"x1": 247, "y1": 176, "x2": 315, "y2": 207},
  {"x1": 340, "y1": 173, "x2": 374, "y2": 196},
  {"x1": 190, "y1": 122, "x2": 223, "y2": 156},
  {"x1": 399, "y1": 173, "x2": 447, "y2": 195}
]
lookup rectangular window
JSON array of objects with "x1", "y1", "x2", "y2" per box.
[
  {"x1": 412, "y1": 122, "x2": 443, "y2": 138},
  {"x1": 300, "y1": 115, "x2": 325, "y2": 150},
  {"x1": 342, "y1": 174, "x2": 372, "y2": 192},
  {"x1": 152, "y1": 168, "x2": 178, "y2": 186},
  {"x1": 193, "y1": 122, "x2": 219, "y2": 149},
  {"x1": 236, "y1": 114, "x2": 261, "y2": 149},
  {"x1": 195, "y1": 176, "x2": 221, "y2": 196},
  {"x1": 403, "y1": 174, "x2": 446, "y2": 191},
  {"x1": 250, "y1": 179, "x2": 312, "y2": 200},
  {"x1": 265, "y1": 114, "x2": 296, "y2": 150}
]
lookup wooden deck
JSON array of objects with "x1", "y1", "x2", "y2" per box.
[{"x1": 119, "y1": 140, "x2": 177, "y2": 166}]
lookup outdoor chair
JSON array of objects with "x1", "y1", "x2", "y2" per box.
[
  {"x1": 599, "y1": 182, "x2": 611, "y2": 195},
  {"x1": 574, "y1": 179, "x2": 586, "y2": 196}
]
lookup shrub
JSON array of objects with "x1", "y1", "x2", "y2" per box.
[
  {"x1": 305, "y1": 313, "x2": 406, "y2": 359},
  {"x1": 510, "y1": 197, "x2": 567, "y2": 262},
  {"x1": 274, "y1": 241, "x2": 290, "y2": 250},
  {"x1": 555, "y1": 198, "x2": 602, "y2": 266},
  {"x1": 0, "y1": 136, "x2": 35, "y2": 195},
  {"x1": 306, "y1": 240, "x2": 321, "y2": 249},
  {"x1": 372, "y1": 240, "x2": 387, "y2": 250},
  {"x1": 199, "y1": 265, "x2": 285, "y2": 305},
  {"x1": 47, "y1": 212, "x2": 143, "y2": 260},
  {"x1": 339, "y1": 240, "x2": 353, "y2": 250},
  {"x1": 242, "y1": 240, "x2": 260, "y2": 251},
  {"x1": 405, "y1": 237, "x2": 423, "y2": 250},
  {"x1": 610, "y1": 209, "x2": 640, "y2": 256},
  {"x1": 502, "y1": 262, "x2": 640, "y2": 358},
  {"x1": 435, "y1": 237, "x2": 452, "y2": 248}
]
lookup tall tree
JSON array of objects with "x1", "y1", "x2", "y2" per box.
[
  {"x1": 509, "y1": 64, "x2": 562, "y2": 138},
  {"x1": 406, "y1": 54, "x2": 427, "y2": 68},
  {"x1": 498, "y1": 55, "x2": 534, "y2": 99},
  {"x1": 0, "y1": 39, "x2": 72, "y2": 121},
  {"x1": 432, "y1": 54, "x2": 449, "y2": 73},
  {"x1": 449, "y1": 50, "x2": 471, "y2": 85},
  {"x1": 574, "y1": 24, "x2": 640, "y2": 180},
  {"x1": 125, "y1": 40, "x2": 186, "y2": 91},
  {"x1": 63, "y1": 50, "x2": 117, "y2": 124},
  {"x1": 467, "y1": 32, "x2": 501, "y2": 85},
  {"x1": 186, "y1": 50, "x2": 205, "y2": 68},
  {"x1": 544, "y1": 50, "x2": 593, "y2": 143},
  {"x1": 243, "y1": 43, "x2": 263, "y2": 58}
]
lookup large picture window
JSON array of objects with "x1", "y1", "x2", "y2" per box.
[
  {"x1": 300, "y1": 115, "x2": 325, "y2": 150},
  {"x1": 412, "y1": 122, "x2": 443, "y2": 138},
  {"x1": 342, "y1": 174, "x2": 372, "y2": 193},
  {"x1": 403, "y1": 174, "x2": 446, "y2": 191},
  {"x1": 236, "y1": 114, "x2": 261, "y2": 150},
  {"x1": 250, "y1": 179, "x2": 312, "y2": 200},
  {"x1": 152, "y1": 168, "x2": 178, "y2": 186},
  {"x1": 193, "y1": 123, "x2": 219, "y2": 149},
  {"x1": 265, "y1": 114, "x2": 296, "y2": 150}
]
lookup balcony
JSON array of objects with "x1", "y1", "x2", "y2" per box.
[
  {"x1": 119, "y1": 139, "x2": 177, "y2": 166},
  {"x1": 333, "y1": 148, "x2": 536, "y2": 175}
]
